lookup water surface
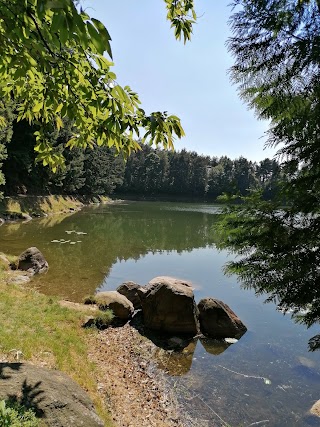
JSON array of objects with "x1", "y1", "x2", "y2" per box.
[{"x1": 0, "y1": 201, "x2": 319, "y2": 426}]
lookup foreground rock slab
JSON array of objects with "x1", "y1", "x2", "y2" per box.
[
  {"x1": 95, "y1": 291, "x2": 134, "y2": 320},
  {"x1": 138, "y1": 276, "x2": 199, "y2": 335},
  {"x1": 17, "y1": 247, "x2": 48, "y2": 275},
  {"x1": 0, "y1": 362, "x2": 104, "y2": 427},
  {"x1": 198, "y1": 298, "x2": 247, "y2": 339}
]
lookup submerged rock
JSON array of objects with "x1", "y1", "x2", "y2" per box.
[
  {"x1": 8, "y1": 274, "x2": 31, "y2": 285},
  {"x1": 138, "y1": 276, "x2": 199, "y2": 335},
  {"x1": 310, "y1": 400, "x2": 320, "y2": 417},
  {"x1": 154, "y1": 340, "x2": 197, "y2": 376},
  {"x1": 116, "y1": 281, "x2": 142, "y2": 309},
  {"x1": 95, "y1": 291, "x2": 134, "y2": 320},
  {"x1": 17, "y1": 247, "x2": 48, "y2": 275},
  {"x1": 0, "y1": 362, "x2": 104, "y2": 427},
  {"x1": 198, "y1": 298, "x2": 247, "y2": 339}
]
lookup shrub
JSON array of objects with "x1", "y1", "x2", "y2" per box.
[{"x1": 0, "y1": 400, "x2": 39, "y2": 427}]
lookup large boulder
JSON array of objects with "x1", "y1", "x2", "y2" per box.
[
  {"x1": 198, "y1": 298, "x2": 247, "y2": 339},
  {"x1": 138, "y1": 276, "x2": 200, "y2": 335},
  {"x1": 116, "y1": 281, "x2": 142, "y2": 309},
  {"x1": 17, "y1": 247, "x2": 48, "y2": 275},
  {"x1": 95, "y1": 291, "x2": 134, "y2": 320},
  {"x1": 0, "y1": 362, "x2": 104, "y2": 427}
]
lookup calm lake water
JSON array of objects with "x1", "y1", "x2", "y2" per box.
[{"x1": 1, "y1": 201, "x2": 320, "y2": 426}]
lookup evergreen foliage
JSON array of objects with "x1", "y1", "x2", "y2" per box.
[
  {"x1": 214, "y1": 0, "x2": 320, "y2": 350},
  {"x1": 1, "y1": 120, "x2": 281, "y2": 199}
]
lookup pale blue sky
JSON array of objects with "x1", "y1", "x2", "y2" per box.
[{"x1": 83, "y1": 0, "x2": 276, "y2": 162}]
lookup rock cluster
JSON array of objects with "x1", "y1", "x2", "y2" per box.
[
  {"x1": 94, "y1": 276, "x2": 247, "y2": 340},
  {"x1": 17, "y1": 246, "x2": 48, "y2": 275}
]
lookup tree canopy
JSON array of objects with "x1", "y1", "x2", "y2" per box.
[
  {"x1": 215, "y1": 0, "x2": 320, "y2": 350},
  {"x1": 0, "y1": 0, "x2": 196, "y2": 170}
]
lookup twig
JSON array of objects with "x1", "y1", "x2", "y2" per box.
[
  {"x1": 247, "y1": 421, "x2": 270, "y2": 426},
  {"x1": 217, "y1": 365, "x2": 271, "y2": 384}
]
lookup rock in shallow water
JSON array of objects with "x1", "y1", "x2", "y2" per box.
[
  {"x1": 310, "y1": 400, "x2": 320, "y2": 417},
  {"x1": 198, "y1": 298, "x2": 247, "y2": 339},
  {"x1": 17, "y1": 247, "x2": 48, "y2": 275},
  {"x1": 138, "y1": 276, "x2": 200, "y2": 335}
]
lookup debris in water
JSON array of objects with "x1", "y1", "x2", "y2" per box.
[
  {"x1": 218, "y1": 365, "x2": 272, "y2": 385},
  {"x1": 225, "y1": 338, "x2": 238, "y2": 344}
]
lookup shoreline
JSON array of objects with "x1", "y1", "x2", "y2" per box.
[
  {"x1": 0, "y1": 259, "x2": 186, "y2": 427},
  {"x1": 89, "y1": 324, "x2": 185, "y2": 427},
  {"x1": 0, "y1": 194, "x2": 119, "y2": 223}
]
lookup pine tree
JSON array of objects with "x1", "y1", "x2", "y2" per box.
[{"x1": 215, "y1": 0, "x2": 320, "y2": 350}]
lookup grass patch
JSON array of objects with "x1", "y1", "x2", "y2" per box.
[{"x1": 0, "y1": 275, "x2": 113, "y2": 426}]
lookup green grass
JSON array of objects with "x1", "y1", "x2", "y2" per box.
[{"x1": 0, "y1": 272, "x2": 114, "y2": 426}]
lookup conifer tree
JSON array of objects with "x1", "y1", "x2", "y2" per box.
[{"x1": 216, "y1": 0, "x2": 320, "y2": 350}]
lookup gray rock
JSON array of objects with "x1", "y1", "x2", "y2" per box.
[
  {"x1": 0, "y1": 362, "x2": 104, "y2": 427},
  {"x1": 148, "y1": 276, "x2": 193, "y2": 288},
  {"x1": 95, "y1": 291, "x2": 134, "y2": 320},
  {"x1": 116, "y1": 281, "x2": 142, "y2": 309},
  {"x1": 139, "y1": 276, "x2": 199, "y2": 335},
  {"x1": 198, "y1": 298, "x2": 247, "y2": 339},
  {"x1": 8, "y1": 274, "x2": 31, "y2": 285},
  {"x1": 17, "y1": 247, "x2": 48, "y2": 275}
]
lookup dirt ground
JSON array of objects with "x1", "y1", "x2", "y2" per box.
[{"x1": 88, "y1": 323, "x2": 185, "y2": 427}]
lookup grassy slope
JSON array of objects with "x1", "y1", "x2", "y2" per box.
[{"x1": 0, "y1": 258, "x2": 113, "y2": 426}]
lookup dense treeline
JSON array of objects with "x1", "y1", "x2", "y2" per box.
[
  {"x1": 0, "y1": 111, "x2": 281, "y2": 200},
  {"x1": 119, "y1": 145, "x2": 281, "y2": 200}
]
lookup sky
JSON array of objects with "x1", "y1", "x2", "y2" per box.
[{"x1": 83, "y1": 0, "x2": 277, "y2": 162}]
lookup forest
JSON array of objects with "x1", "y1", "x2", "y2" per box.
[{"x1": 0, "y1": 112, "x2": 281, "y2": 201}]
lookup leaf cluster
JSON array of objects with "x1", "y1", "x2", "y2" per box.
[
  {"x1": 0, "y1": 0, "x2": 194, "y2": 170},
  {"x1": 0, "y1": 400, "x2": 39, "y2": 427}
]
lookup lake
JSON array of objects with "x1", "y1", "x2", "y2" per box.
[{"x1": 0, "y1": 201, "x2": 319, "y2": 426}]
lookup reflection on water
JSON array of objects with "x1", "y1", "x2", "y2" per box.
[
  {"x1": 154, "y1": 338, "x2": 233, "y2": 376},
  {"x1": 0, "y1": 201, "x2": 320, "y2": 426},
  {"x1": 155, "y1": 341, "x2": 197, "y2": 376},
  {"x1": 200, "y1": 338, "x2": 231, "y2": 356}
]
